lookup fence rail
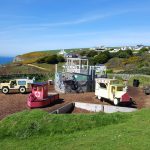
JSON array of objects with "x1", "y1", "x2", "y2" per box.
[{"x1": 108, "y1": 73, "x2": 150, "y2": 80}]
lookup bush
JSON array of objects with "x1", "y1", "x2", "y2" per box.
[
  {"x1": 117, "y1": 50, "x2": 130, "y2": 58},
  {"x1": 106, "y1": 69, "x2": 113, "y2": 73},
  {"x1": 37, "y1": 56, "x2": 48, "y2": 63},
  {"x1": 57, "y1": 55, "x2": 65, "y2": 62},
  {"x1": 89, "y1": 57, "x2": 96, "y2": 65},
  {"x1": 138, "y1": 47, "x2": 149, "y2": 54},
  {"x1": 87, "y1": 50, "x2": 98, "y2": 57},
  {"x1": 94, "y1": 53, "x2": 109, "y2": 64},
  {"x1": 79, "y1": 50, "x2": 87, "y2": 56},
  {"x1": 37, "y1": 55, "x2": 65, "y2": 64},
  {"x1": 126, "y1": 49, "x2": 133, "y2": 56},
  {"x1": 45, "y1": 55, "x2": 58, "y2": 64}
]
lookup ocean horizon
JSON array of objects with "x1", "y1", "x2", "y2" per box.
[{"x1": 0, "y1": 56, "x2": 14, "y2": 64}]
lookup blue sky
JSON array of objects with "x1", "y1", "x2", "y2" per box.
[{"x1": 0, "y1": 0, "x2": 150, "y2": 56}]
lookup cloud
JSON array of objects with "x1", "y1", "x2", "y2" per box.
[{"x1": 1, "y1": 8, "x2": 137, "y2": 32}]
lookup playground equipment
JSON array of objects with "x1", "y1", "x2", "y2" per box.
[
  {"x1": 0, "y1": 78, "x2": 35, "y2": 94},
  {"x1": 95, "y1": 78, "x2": 132, "y2": 105},
  {"x1": 143, "y1": 85, "x2": 150, "y2": 95},
  {"x1": 55, "y1": 57, "x2": 107, "y2": 93},
  {"x1": 27, "y1": 82, "x2": 59, "y2": 108}
]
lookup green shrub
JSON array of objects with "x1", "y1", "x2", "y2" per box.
[
  {"x1": 138, "y1": 47, "x2": 149, "y2": 54},
  {"x1": 106, "y1": 69, "x2": 113, "y2": 73},
  {"x1": 94, "y1": 53, "x2": 109, "y2": 64},
  {"x1": 87, "y1": 50, "x2": 98, "y2": 57},
  {"x1": 57, "y1": 55, "x2": 65, "y2": 62},
  {"x1": 37, "y1": 55, "x2": 65, "y2": 64}
]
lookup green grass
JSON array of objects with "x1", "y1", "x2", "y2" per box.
[
  {"x1": 108, "y1": 74, "x2": 150, "y2": 87},
  {"x1": 19, "y1": 49, "x2": 79, "y2": 62},
  {"x1": 128, "y1": 75, "x2": 150, "y2": 87},
  {"x1": 1, "y1": 109, "x2": 150, "y2": 149},
  {"x1": 33, "y1": 62, "x2": 65, "y2": 72}
]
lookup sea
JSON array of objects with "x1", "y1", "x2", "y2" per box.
[{"x1": 0, "y1": 56, "x2": 14, "y2": 65}]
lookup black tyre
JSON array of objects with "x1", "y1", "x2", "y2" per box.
[
  {"x1": 145, "y1": 92, "x2": 150, "y2": 95},
  {"x1": 19, "y1": 87, "x2": 26, "y2": 94},
  {"x1": 2, "y1": 87, "x2": 9, "y2": 94}
]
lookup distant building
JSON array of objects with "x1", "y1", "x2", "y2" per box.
[
  {"x1": 120, "y1": 45, "x2": 145, "y2": 51},
  {"x1": 65, "y1": 53, "x2": 79, "y2": 58},
  {"x1": 134, "y1": 45, "x2": 144, "y2": 50},
  {"x1": 90, "y1": 47, "x2": 96, "y2": 50},
  {"x1": 110, "y1": 48, "x2": 120, "y2": 53},
  {"x1": 95, "y1": 46, "x2": 107, "y2": 52},
  {"x1": 121, "y1": 46, "x2": 133, "y2": 51},
  {"x1": 58, "y1": 49, "x2": 67, "y2": 55}
]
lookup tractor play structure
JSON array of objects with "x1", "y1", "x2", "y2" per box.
[{"x1": 27, "y1": 82, "x2": 59, "y2": 108}]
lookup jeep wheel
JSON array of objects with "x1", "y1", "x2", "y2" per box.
[
  {"x1": 2, "y1": 87, "x2": 9, "y2": 94},
  {"x1": 19, "y1": 87, "x2": 26, "y2": 94},
  {"x1": 114, "y1": 98, "x2": 119, "y2": 106}
]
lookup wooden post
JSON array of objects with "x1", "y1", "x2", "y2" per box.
[{"x1": 55, "y1": 64, "x2": 58, "y2": 74}]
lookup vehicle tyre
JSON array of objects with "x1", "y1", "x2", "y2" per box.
[
  {"x1": 114, "y1": 98, "x2": 119, "y2": 106},
  {"x1": 2, "y1": 87, "x2": 9, "y2": 94},
  {"x1": 19, "y1": 87, "x2": 26, "y2": 94},
  {"x1": 145, "y1": 92, "x2": 150, "y2": 95}
]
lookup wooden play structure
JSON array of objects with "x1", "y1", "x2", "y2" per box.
[
  {"x1": 55, "y1": 57, "x2": 107, "y2": 93},
  {"x1": 27, "y1": 82, "x2": 59, "y2": 108}
]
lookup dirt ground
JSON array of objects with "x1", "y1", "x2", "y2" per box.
[{"x1": 0, "y1": 85, "x2": 149, "y2": 120}]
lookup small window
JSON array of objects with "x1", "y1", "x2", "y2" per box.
[
  {"x1": 99, "y1": 83, "x2": 107, "y2": 89},
  {"x1": 18, "y1": 81, "x2": 26, "y2": 85},
  {"x1": 117, "y1": 87, "x2": 123, "y2": 91},
  {"x1": 11, "y1": 80, "x2": 17, "y2": 85}
]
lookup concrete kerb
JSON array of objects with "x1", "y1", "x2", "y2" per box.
[
  {"x1": 50, "y1": 102, "x2": 137, "y2": 114},
  {"x1": 50, "y1": 103, "x2": 74, "y2": 114}
]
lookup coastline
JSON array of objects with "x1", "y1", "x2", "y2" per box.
[{"x1": 0, "y1": 56, "x2": 14, "y2": 65}]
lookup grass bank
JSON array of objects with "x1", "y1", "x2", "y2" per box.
[{"x1": 0, "y1": 109, "x2": 150, "y2": 149}]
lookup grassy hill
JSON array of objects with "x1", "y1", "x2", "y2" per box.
[
  {"x1": 106, "y1": 54, "x2": 150, "y2": 75},
  {"x1": 15, "y1": 48, "x2": 86, "y2": 64},
  {"x1": 0, "y1": 109, "x2": 150, "y2": 149}
]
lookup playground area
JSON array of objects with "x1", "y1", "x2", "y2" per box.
[
  {"x1": 0, "y1": 84, "x2": 149, "y2": 120},
  {"x1": 0, "y1": 58, "x2": 149, "y2": 120}
]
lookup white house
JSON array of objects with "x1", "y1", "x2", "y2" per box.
[
  {"x1": 110, "y1": 48, "x2": 120, "y2": 53},
  {"x1": 58, "y1": 49, "x2": 67, "y2": 55},
  {"x1": 95, "y1": 46, "x2": 107, "y2": 52},
  {"x1": 121, "y1": 46, "x2": 133, "y2": 51},
  {"x1": 134, "y1": 45, "x2": 144, "y2": 51}
]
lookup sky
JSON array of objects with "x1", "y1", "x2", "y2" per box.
[{"x1": 0, "y1": 0, "x2": 150, "y2": 56}]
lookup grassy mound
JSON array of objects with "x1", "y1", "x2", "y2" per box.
[
  {"x1": 0, "y1": 110, "x2": 126, "y2": 139},
  {"x1": 0, "y1": 109, "x2": 150, "y2": 149}
]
